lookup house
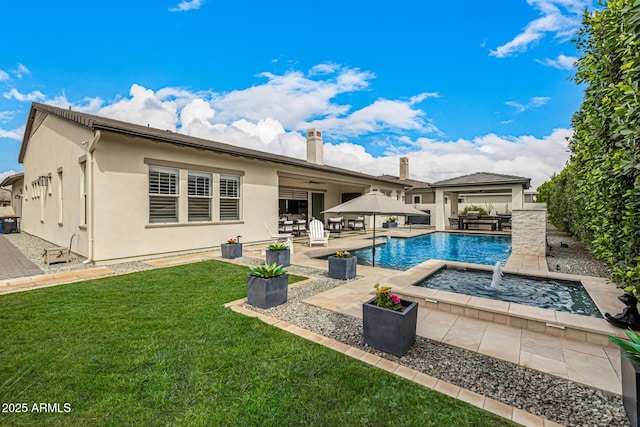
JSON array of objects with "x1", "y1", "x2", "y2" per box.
[
  {"x1": 380, "y1": 157, "x2": 533, "y2": 230},
  {"x1": 2, "y1": 103, "x2": 406, "y2": 264},
  {"x1": 0, "y1": 188, "x2": 11, "y2": 207}
]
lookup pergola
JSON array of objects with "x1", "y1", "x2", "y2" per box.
[{"x1": 430, "y1": 172, "x2": 531, "y2": 231}]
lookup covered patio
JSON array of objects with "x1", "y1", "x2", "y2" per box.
[{"x1": 429, "y1": 172, "x2": 532, "y2": 231}]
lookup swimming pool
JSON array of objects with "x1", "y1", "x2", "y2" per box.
[
  {"x1": 349, "y1": 232, "x2": 511, "y2": 270},
  {"x1": 415, "y1": 266, "x2": 602, "y2": 317}
]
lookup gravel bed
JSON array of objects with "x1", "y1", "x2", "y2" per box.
[
  {"x1": 243, "y1": 262, "x2": 628, "y2": 427},
  {"x1": 546, "y1": 225, "x2": 610, "y2": 278},
  {"x1": 3, "y1": 233, "x2": 153, "y2": 278}
]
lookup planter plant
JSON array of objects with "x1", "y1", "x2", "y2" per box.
[
  {"x1": 266, "y1": 242, "x2": 291, "y2": 267},
  {"x1": 221, "y1": 237, "x2": 242, "y2": 259},
  {"x1": 383, "y1": 216, "x2": 398, "y2": 228},
  {"x1": 246, "y1": 263, "x2": 289, "y2": 309},
  {"x1": 610, "y1": 330, "x2": 640, "y2": 427},
  {"x1": 362, "y1": 284, "x2": 418, "y2": 357},
  {"x1": 328, "y1": 251, "x2": 357, "y2": 280}
]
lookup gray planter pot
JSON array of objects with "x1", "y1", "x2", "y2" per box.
[
  {"x1": 362, "y1": 296, "x2": 418, "y2": 357},
  {"x1": 621, "y1": 352, "x2": 640, "y2": 427},
  {"x1": 221, "y1": 243, "x2": 242, "y2": 259},
  {"x1": 246, "y1": 274, "x2": 289, "y2": 309},
  {"x1": 266, "y1": 249, "x2": 290, "y2": 267},
  {"x1": 383, "y1": 222, "x2": 398, "y2": 228},
  {"x1": 328, "y1": 255, "x2": 357, "y2": 280}
]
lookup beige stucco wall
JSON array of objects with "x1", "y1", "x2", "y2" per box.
[
  {"x1": 511, "y1": 205, "x2": 547, "y2": 256},
  {"x1": 19, "y1": 114, "x2": 93, "y2": 256},
  {"x1": 90, "y1": 133, "x2": 281, "y2": 262}
]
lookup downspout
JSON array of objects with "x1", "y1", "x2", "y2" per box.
[{"x1": 83, "y1": 130, "x2": 101, "y2": 264}]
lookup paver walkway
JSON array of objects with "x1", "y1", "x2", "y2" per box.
[{"x1": 0, "y1": 234, "x2": 43, "y2": 279}]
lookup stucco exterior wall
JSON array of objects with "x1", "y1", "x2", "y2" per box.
[
  {"x1": 19, "y1": 115, "x2": 93, "y2": 256},
  {"x1": 90, "y1": 133, "x2": 282, "y2": 262},
  {"x1": 511, "y1": 205, "x2": 547, "y2": 256}
]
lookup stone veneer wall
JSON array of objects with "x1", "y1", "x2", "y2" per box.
[{"x1": 511, "y1": 205, "x2": 547, "y2": 256}]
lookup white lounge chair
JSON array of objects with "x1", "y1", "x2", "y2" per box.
[
  {"x1": 264, "y1": 223, "x2": 294, "y2": 254},
  {"x1": 308, "y1": 219, "x2": 330, "y2": 247}
]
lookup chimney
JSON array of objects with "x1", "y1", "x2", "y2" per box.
[
  {"x1": 399, "y1": 157, "x2": 409, "y2": 180},
  {"x1": 306, "y1": 129, "x2": 323, "y2": 165}
]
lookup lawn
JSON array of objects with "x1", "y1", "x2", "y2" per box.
[{"x1": 0, "y1": 260, "x2": 512, "y2": 426}]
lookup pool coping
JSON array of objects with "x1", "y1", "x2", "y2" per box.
[{"x1": 382, "y1": 259, "x2": 626, "y2": 347}]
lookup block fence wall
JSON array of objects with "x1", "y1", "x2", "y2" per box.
[{"x1": 511, "y1": 205, "x2": 547, "y2": 256}]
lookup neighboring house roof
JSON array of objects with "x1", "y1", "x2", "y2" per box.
[
  {"x1": 430, "y1": 172, "x2": 531, "y2": 189},
  {"x1": 377, "y1": 174, "x2": 432, "y2": 190},
  {"x1": 0, "y1": 188, "x2": 11, "y2": 203},
  {"x1": 19, "y1": 103, "x2": 403, "y2": 187},
  {"x1": 0, "y1": 173, "x2": 23, "y2": 188}
]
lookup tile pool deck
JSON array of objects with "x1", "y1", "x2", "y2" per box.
[{"x1": 0, "y1": 229, "x2": 628, "y2": 426}]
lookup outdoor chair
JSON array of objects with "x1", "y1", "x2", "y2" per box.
[
  {"x1": 264, "y1": 223, "x2": 294, "y2": 253},
  {"x1": 348, "y1": 216, "x2": 365, "y2": 231},
  {"x1": 308, "y1": 219, "x2": 330, "y2": 247},
  {"x1": 328, "y1": 217, "x2": 344, "y2": 233},
  {"x1": 448, "y1": 217, "x2": 459, "y2": 229}
]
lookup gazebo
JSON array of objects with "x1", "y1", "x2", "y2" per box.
[{"x1": 429, "y1": 172, "x2": 531, "y2": 231}]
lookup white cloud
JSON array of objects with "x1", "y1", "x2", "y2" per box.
[
  {"x1": 490, "y1": 0, "x2": 591, "y2": 57},
  {"x1": 314, "y1": 128, "x2": 571, "y2": 190},
  {"x1": 169, "y1": 0, "x2": 204, "y2": 12},
  {"x1": 505, "y1": 96, "x2": 550, "y2": 113},
  {"x1": 0, "y1": 126, "x2": 24, "y2": 140},
  {"x1": 0, "y1": 111, "x2": 14, "y2": 122},
  {"x1": 3, "y1": 88, "x2": 46, "y2": 102},
  {"x1": 536, "y1": 54, "x2": 577, "y2": 69},
  {"x1": 0, "y1": 70, "x2": 9, "y2": 81},
  {"x1": 0, "y1": 63, "x2": 566, "y2": 191},
  {"x1": 15, "y1": 63, "x2": 29, "y2": 78}
]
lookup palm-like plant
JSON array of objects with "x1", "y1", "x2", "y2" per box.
[
  {"x1": 248, "y1": 263, "x2": 286, "y2": 278},
  {"x1": 610, "y1": 329, "x2": 640, "y2": 365}
]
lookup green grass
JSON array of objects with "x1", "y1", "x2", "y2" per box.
[{"x1": 0, "y1": 260, "x2": 513, "y2": 426}]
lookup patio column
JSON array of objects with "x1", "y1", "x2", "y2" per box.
[
  {"x1": 511, "y1": 184, "x2": 525, "y2": 209},
  {"x1": 450, "y1": 193, "x2": 459, "y2": 217},
  {"x1": 435, "y1": 189, "x2": 446, "y2": 231}
]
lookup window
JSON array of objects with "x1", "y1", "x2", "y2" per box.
[
  {"x1": 58, "y1": 169, "x2": 63, "y2": 224},
  {"x1": 220, "y1": 175, "x2": 240, "y2": 221},
  {"x1": 188, "y1": 171, "x2": 212, "y2": 221},
  {"x1": 413, "y1": 195, "x2": 421, "y2": 204},
  {"x1": 149, "y1": 166, "x2": 179, "y2": 223},
  {"x1": 80, "y1": 162, "x2": 87, "y2": 225}
]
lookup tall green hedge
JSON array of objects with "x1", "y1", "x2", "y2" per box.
[{"x1": 540, "y1": 0, "x2": 640, "y2": 292}]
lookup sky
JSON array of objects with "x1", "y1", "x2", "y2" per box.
[{"x1": 0, "y1": 0, "x2": 599, "y2": 190}]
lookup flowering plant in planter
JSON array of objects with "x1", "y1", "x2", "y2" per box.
[
  {"x1": 335, "y1": 250, "x2": 351, "y2": 258},
  {"x1": 227, "y1": 237, "x2": 239, "y2": 244},
  {"x1": 372, "y1": 283, "x2": 402, "y2": 311},
  {"x1": 385, "y1": 217, "x2": 398, "y2": 223}
]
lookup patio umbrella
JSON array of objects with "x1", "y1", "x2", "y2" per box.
[{"x1": 321, "y1": 191, "x2": 427, "y2": 267}]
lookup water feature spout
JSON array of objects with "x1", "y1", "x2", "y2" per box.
[{"x1": 490, "y1": 261, "x2": 503, "y2": 289}]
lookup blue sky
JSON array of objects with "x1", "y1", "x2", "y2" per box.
[{"x1": 0, "y1": 0, "x2": 598, "y2": 189}]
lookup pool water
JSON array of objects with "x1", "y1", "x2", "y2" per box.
[
  {"x1": 416, "y1": 267, "x2": 602, "y2": 317},
  {"x1": 350, "y1": 232, "x2": 511, "y2": 270}
]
